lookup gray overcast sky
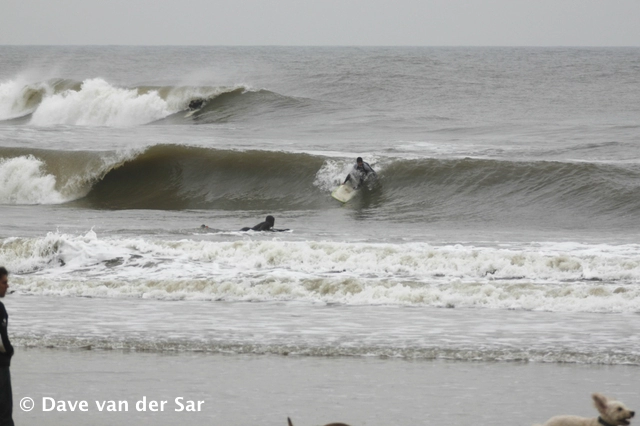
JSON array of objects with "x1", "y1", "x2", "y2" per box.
[{"x1": 1, "y1": 0, "x2": 639, "y2": 46}]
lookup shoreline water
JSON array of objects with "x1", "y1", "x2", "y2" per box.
[
  {"x1": 12, "y1": 347, "x2": 639, "y2": 426},
  {"x1": 7, "y1": 294, "x2": 640, "y2": 364}
]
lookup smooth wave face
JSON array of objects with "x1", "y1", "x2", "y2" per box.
[
  {"x1": 79, "y1": 146, "x2": 329, "y2": 210},
  {"x1": 3, "y1": 231, "x2": 640, "y2": 313},
  {"x1": 156, "y1": 86, "x2": 319, "y2": 125}
]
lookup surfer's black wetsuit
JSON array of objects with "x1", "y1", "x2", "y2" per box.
[
  {"x1": 188, "y1": 98, "x2": 206, "y2": 110},
  {"x1": 0, "y1": 300, "x2": 14, "y2": 426},
  {"x1": 241, "y1": 215, "x2": 275, "y2": 232},
  {"x1": 201, "y1": 215, "x2": 289, "y2": 232},
  {"x1": 344, "y1": 159, "x2": 376, "y2": 187},
  {"x1": 0, "y1": 302, "x2": 13, "y2": 368}
]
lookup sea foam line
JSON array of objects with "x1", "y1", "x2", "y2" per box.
[
  {"x1": 12, "y1": 335, "x2": 640, "y2": 366},
  {"x1": 2, "y1": 231, "x2": 640, "y2": 312}
]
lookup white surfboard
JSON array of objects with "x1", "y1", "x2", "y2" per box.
[{"x1": 331, "y1": 184, "x2": 358, "y2": 203}]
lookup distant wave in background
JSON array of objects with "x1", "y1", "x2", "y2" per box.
[
  {"x1": 0, "y1": 77, "x2": 314, "y2": 126},
  {"x1": 1, "y1": 145, "x2": 639, "y2": 229}
]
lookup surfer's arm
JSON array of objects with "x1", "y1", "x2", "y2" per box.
[
  {"x1": 364, "y1": 162, "x2": 376, "y2": 175},
  {"x1": 0, "y1": 304, "x2": 13, "y2": 356},
  {"x1": 344, "y1": 165, "x2": 360, "y2": 184}
]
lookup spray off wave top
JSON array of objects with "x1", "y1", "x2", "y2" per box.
[{"x1": 0, "y1": 77, "x2": 302, "y2": 126}]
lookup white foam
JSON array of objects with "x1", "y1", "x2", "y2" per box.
[
  {"x1": 0, "y1": 78, "x2": 53, "y2": 120},
  {"x1": 0, "y1": 155, "x2": 67, "y2": 204},
  {"x1": 3, "y1": 232, "x2": 640, "y2": 312},
  {"x1": 30, "y1": 78, "x2": 173, "y2": 127},
  {"x1": 0, "y1": 147, "x2": 140, "y2": 205},
  {"x1": 314, "y1": 156, "x2": 383, "y2": 191},
  {"x1": 313, "y1": 159, "x2": 352, "y2": 191}
]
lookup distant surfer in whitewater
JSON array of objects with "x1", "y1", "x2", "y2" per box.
[{"x1": 343, "y1": 157, "x2": 376, "y2": 188}]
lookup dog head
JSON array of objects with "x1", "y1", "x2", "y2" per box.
[{"x1": 593, "y1": 393, "x2": 635, "y2": 426}]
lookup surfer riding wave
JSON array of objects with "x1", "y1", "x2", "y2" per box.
[{"x1": 343, "y1": 157, "x2": 376, "y2": 189}]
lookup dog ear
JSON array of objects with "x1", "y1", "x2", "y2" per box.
[
  {"x1": 592, "y1": 393, "x2": 609, "y2": 412},
  {"x1": 288, "y1": 417, "x2": 294, "y2": 426}
]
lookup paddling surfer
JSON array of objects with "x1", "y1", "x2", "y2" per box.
[
  {"x1": 241, "y1": 215, "x2": 276, "y2": 231},
  {"x1": 200, "y1": 215, "x2": 289, "y2": 232}
]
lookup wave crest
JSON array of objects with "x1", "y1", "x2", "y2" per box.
[
  {"x1": 29, "y1": 78, "x2": 172, "y2": 126},
  {"x1": 0, "y1": 155, "x2": 66, "y2": 204},
  {"x1": 0, "y1": 76, "x2": 304, "y2": 126}
]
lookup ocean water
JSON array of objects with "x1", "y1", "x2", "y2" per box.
[
  {"x1": 1, "y1": 46, "x2": 640, "y2": 424},
  {"x1": 12, "y1": 349, "x2": 639, "y2": 426}
]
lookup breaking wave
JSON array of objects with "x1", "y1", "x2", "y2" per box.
[
  {"x1": 1, "y1": 145, "x2": 640, "y2": 230},
  {"x1": 0, "y1": 77, "x2": 307, "y2": 126}
]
